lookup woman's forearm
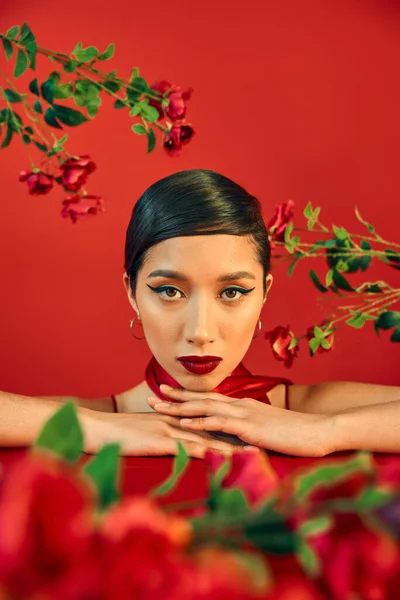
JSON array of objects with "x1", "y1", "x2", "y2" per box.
[
  {"x1": 0, "y1": 390, "x2": 101, "y2": 448},
  {"x1": 330, "y1": 399, "x2": 400, "y2": 453}
]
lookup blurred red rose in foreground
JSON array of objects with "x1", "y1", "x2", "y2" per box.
[
  {"x1": 19, "y1": 170, "x2": 54, "y2": 195},
  {"x1": 264, "y1": 325, "x2": 299, "y2": 367},
  {"x1": 268, "y1": 200, "x2": 295, "y2": 243},
  {"x1": 150, "y1": 80, "x2": 193, "y2": 122},
  {"x1": 60, "y1": 155, "x2": 96, "y2": 192},
  {"x1": 61, "y1": 194, "x2": 104, "y2": 223},
  {"x1": 206, "y1": 450, "x2": 279, "y2": 507},
  {"x1": 163, "y1": 124, "x2": 195, "y2": 157},
  {"x1": 0, "y1": 453, "x2": 101, "y2": 600}
]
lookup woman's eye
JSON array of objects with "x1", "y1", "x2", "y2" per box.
[
  {"x1": 158, "y1": 287, "x2": 183, "y2": 299},
  {"x1": 147, "y1": 284, "x2": 254, "y2": 302},
  {"x1": 220, "y1": 287, "x2": 245, "y2": 301}
]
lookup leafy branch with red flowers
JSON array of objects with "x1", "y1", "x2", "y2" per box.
[
  {"x1": 1, "y1": 402, "x2": 400, "y2": 599},
  {"x1": 0, "y1": 23, "x2": 195, "y2": 222},
  {"x1": 265, "y1": 201, "x2": 400, "y2": 366}
]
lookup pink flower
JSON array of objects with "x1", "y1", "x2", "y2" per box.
[
  {"x1": 60, "y1": 155, "x2": 96, "y2": 192},
  {"x1": 163, "y1": 124, "x2": 195, "y2": 157},
  {"x1": 205, "y1": 450, "x2": 279, "y2": 507},
  {"x1": 267, "y1": 200, "x2": 295, "y2": 243},
  {"x1": 61, "y1": 194, "x2": 104, "y2": 223},
  {"x1": 264, "y1": 325, "x2": 299, "y2": 368},
  {"x1": 150, "y1": 80, "x2": 193, "y2": 122},
  {"x1": 19, "y1": 170, "x2": 54, "y2": 195}
]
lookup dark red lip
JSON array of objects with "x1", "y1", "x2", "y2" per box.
[
  {"x1": 178, "y1": 355, "x2": 222, "y2": 364},
  {"x1": 178, "y1": 357, "x2": 222, "y2": 375}
]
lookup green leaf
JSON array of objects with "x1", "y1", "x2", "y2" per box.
[
  {"x1": 320, "y1": 337, "x2": 331, "y2": 349},
  {"x1": 346, "y1": 312, "x2": 366, "y2": 329},
  {"x1": 44, "y1": 107, "x2": 62, "y2": 129},
  {"x1": 332, "y1": 270, "x2": 354, "y2": 292},
  {"x1": 114, "y1": 99, "x2": 126, "y2": 109},
  {"x1": 103, "y1": 79, "x2": 121, "y2": 93},
  {"x1": 309, "y1": 337, "x2": 320, "y2": 355},
  {"x1": 140, "y1": 103, "x2": 160, "y2": 123},
  {"x1": 150, "y1": 442, "x2": 190, "y2": 497},
  {"x1": 22, "y1": 133, "x2": 31, "y2": 144},
  {"x1": 390, "y1": 327, "x2": 400, "y2": 342},
  {"x1": 132, "y1": 123, "x2": 147, "y2": 135},
  {"x1": 20, "y1": 22, "x2": 35, "y2": 44},
  {"x1": 24, "y1": 125, "x2": 34, "y2": 134},
  {"x1": 309, "y1": 269, "x2": 327, "y2": 293},
  {"x1": 29, "y1": 78, "x2": 39, "y2": 96},
  {"x1": 97, "y1": 43, "x2": 115, "y2": 61},
  {"x1": 33, "y1": 140, "x2": 48, "y2": 152},
  {"x1": 2, "y1": 38, "x2": 13, "y2": 60},
  {"x1": 307, "y1": 219, "x2": 314, "y2": 231},
  {"x1": 33, "y1": 100, "x2": 42, "y2": 113},
  {"x1": 375, "y1": 311, "x2": 400, "y2": 330},
  {"x1": 129, "y1": 103, "x2": 141, "y2": 117},
  {"x1": 359, "y1": 240, "x2": 372, "y2": 271},
  {"x1": 41, "y1": 78, "x2": 55, "y2": 104},
  {"x1": 147, "y1": 127, "x2": 156, "y2": 153},
  {"x1": 14, "y1": 49, "x2": 28, "y2": 78},
  {"x1": 332, "y1": 225, "x2": 349, "y2": 240},
  {"x1": 0, "y1": 126, "x2": 13, "y2": 149},
  {"x1": 6, "y1": 26, "x2": 20, "y2": 39},
  {"x1": 314, "y1": 238, "x2": 337, "y2": 249},
  {"x1": 75, "y1": 46, "x2": 98, "y2": 62},
  {"x1": 385, "y1": 250, "x2": 400, "y2": 270},
  {"x1": 304, "y1": 202, "x2": 313, "y2": 219},
  {"x1": 245, "y1": 505, "x2": 297, "y2": 554},
  {"x1": 299, "y1": 514, "x2": 332, "y2": 538},
  {"x1": 296, "y1": 539, "x2": 322, "y2": 577},
  {"x1": 64, "y1": 59, "x2": 77, "y2": 73},
  {"x1": 325, "y1": 269, "x2": 333, "y2": 287},
  {"x1": 355, "y1": 206, "x2": 375, "y2": 233},
  {"x1": 24, "y1": 40, "x2": 37, "y2": 69},
  {"x1": 53, "y1": 104, "x2": 88, "y2": 126},
  {"x1": 313, "y1": 326, "x2": 324, "y2": 339},
  {"x1": 4, "y1": 89, "x2": 22, "y2": 103},
  {"x1": 54, "y1": 83, "x2": 73, "y2": 100},
  {"x1": 84, "y1": 443, "x2": 120, "y2": 510},
  {"x1": 34, "y1": 401, "x2": 84, "y2": 463},
  {"x1": 287, "y1": 251, "x2": 303, "y2": 276}
]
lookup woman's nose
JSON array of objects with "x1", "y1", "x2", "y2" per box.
[{"x1": 184, "y1": 301, "x2": 217, "y2": 345}]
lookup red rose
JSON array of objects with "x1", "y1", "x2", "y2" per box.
[
  {"x1": 163, "y1": 124, "x2": 195, "y2": 157},
  {"x1": 150, "y1": 80, "x2": 193, "y2": 121},
  {"x1": 205, "y1": 450, "x2": 279, "y2": 507},
  {"x1": 61, "y1": 194, "x2": 104, "y2": 223},
  {"x1": 60, "y1": 155, "x2": 96, "y2": 191},
  {"x1": 267, "y1": 200, "x2": 295, "y2": 242},
  {"x1": 306, "y1": 325, "x2": 334, "y2": 355},
  {"x1": 0, "y1": 453, "x2": 101, "y2": 600},
  {"x1": 102, "y1": 498, "x2": 195, "y2": 600},
  {"x1": 264, "y1": 325, "x2": 299, "y2": 367},
  {"x1": 19, "y1": 170, "x2": 54, "y2": 195}
]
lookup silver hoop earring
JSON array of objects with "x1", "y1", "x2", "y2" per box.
[
  {"x1": 129, "y1": 314, "x2": 145, "y2": 340},
  {"x1": 252, "y1": 318, "x2": 262, "y2": 339}
]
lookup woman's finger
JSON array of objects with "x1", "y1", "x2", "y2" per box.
[
  {"x1": 179, "y1": 415, "x2": 244, "y2": 437},
  {"x1": 158, "y1": 384, "x2": 235, "y2": 403},
  {"x1": 172, "y1": 426, "x2": 256, "y2": 454},
  {"x1": 148, "y1": 397, "x2": 244, "y2": 418}
]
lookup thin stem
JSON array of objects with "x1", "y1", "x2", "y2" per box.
[{"x1": 293, "y1": 227, "x2": 400, "y2": 250}]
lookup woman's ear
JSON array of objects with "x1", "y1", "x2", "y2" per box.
[
  {"x1": 122, "y1": 272, "x2": 139, "y2": 314},
  {"x1": 264, "y1": 274, "x2": 273, "y2": 303}
]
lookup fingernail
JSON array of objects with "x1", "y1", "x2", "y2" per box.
[
  {"x1": 180, "y1": 418, "x2": 193, "y2": 424},
  {"x1": 243, "y1": 446, "x2": 260, "y2": 452},
  {"x1": 155, "y1": 402, "x2": 171, "y2": 408},
  {"x1": 160, "y1": 384, "x2": 173, "y2": 390}
]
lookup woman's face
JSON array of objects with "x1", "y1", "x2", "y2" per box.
[{"x1": 123, "y1": 234, "x2": 272, "y2": 391}]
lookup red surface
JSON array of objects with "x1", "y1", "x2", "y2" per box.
[{"x1": 0, "y1": 0, "x2": 399, "y2": 400}]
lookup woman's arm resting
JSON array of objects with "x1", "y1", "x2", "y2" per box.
[
  {"x1": 43, "y1": 394, "x2": 115, "y2": 412},
  {"x1": 269, "y1": 381, "x2": 400, "y2": 414},
  {"x1": 331, "y1": 399, "x2": 400, "y2": 453}
]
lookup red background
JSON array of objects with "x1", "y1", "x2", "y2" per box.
[{"x1": 0, "y1": 0, "x2": 399, "y2": 399}]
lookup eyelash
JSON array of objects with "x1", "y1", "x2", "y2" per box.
[{"x1": 146, "y1": 285, "x2": 255, "y2": 304}]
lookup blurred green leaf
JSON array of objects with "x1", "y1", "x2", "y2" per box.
[
  {"x1": 287, "y1": 251, "x2": 303, "y2": 276},
  {"x1": 44, "y1": 107, "x2": 62, "y2": 129},
  {"x1": 64, "y1": 59, "x2": 77, "y2": 73},
  {"x1": 33, "y1": 140, "x2": 48, "y2": 152},
  {"x1": 114, "y1": 99, "x2": 126, "y2": 109},
  {"x1": 304, "y1": 202, "x2": 313, "y2": 218},
  {"x1": 84, "y1": 443, "x2": 120, "y2": 510},
  {"x1": 14, "y1": 49, "x2": 28, "y2": 78},
  {"x1": 97, "y1": 43, "x2": 115, "y2": 61},
  {"x1": 332, "y1": 225, "x2": 349, "y2": 240},
  {"x1": 309, "y1": 337, "x2": 320, "y2": 355},
  {"x1": 41, "y1": 78, "x2": 55, "y2": 104},
  {"x1": 22, "y1": 133, "x2": 31, "y2": 144},
  {"x1": 309, "y1": 269, "x2": 327, "y2": 293},
  {"x1": 332, "y1": 270, "x2": 354, "y2": 292},
  {"x1": 4, "y1": 89, "x2": 22, "y2": 103},
  {"x1": 150, "y1": 442, "x2": 190, "y2": 497},
  {"x1": 54, "y1": 83, "x2": 73, "y2": 100},
  {"x1": 0, "y1": 126, "x2": 13, "y2": 148},
  {"x1": 375, "y1": 311, "x2": 400, "y2": 331},
  {"x1": 33, "y1": 100, "x2": 42, "y2": 113},
  {"x1": 2, "y1": 38, "x2": 13, "y2": 60},
  {"x1": 132, "y1": 123, "x2": 147, "y2": 135},
  {"x1": 29, "y1": 78, "x2": 39, "y2": 96},
  {"x1": 296, "y1": 539, "x2": 321, "y2": 577},
  {"x1": 75, "y1": 46, "x2": 98, "y2": 62},
  {"x1": 53, "y1": 104, "x2": 88, "y2": 126},
  {"x1": 346, "y1": 313, "x2": 366, "y2": 329},
  {"x1": 6, "y1": 25, "x2": 20, "y2": 39},
  {"x1": 34, "y1": 402, "x2": 83, "y2": 463},
  {"x1": 384, "y1": 249, "x2": 400, "y2": 270},
  {"x1": 147, "y1": 127, "x2": 156, "y2": 153}
]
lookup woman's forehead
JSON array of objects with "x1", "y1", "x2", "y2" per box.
[{"x1": 143, "y1": 234, "x2": 262, "y2": 274}]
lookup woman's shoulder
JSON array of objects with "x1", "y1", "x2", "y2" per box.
[{"x1": 115, "y1": 380, "x2": 154, "y2": 413}]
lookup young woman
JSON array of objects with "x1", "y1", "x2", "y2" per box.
[{"x1": 1, "y1": 169, "x2": 399, "y2": 457}]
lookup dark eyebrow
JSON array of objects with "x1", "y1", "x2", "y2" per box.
[{"x1": 146, "y1": 269, "x2": 256, "y2": 282}]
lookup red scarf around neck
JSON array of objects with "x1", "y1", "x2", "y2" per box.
[{"x1": 145, "y1": 356, "x2": 292, "y2": 404}]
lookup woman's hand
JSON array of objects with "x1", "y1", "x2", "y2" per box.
[
  {"x1": 147, "y1": 385, "x2": 334, "y2": 457},
  {"x1": 84, "y1": 410, "x2": 257, "y2": 458}
]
